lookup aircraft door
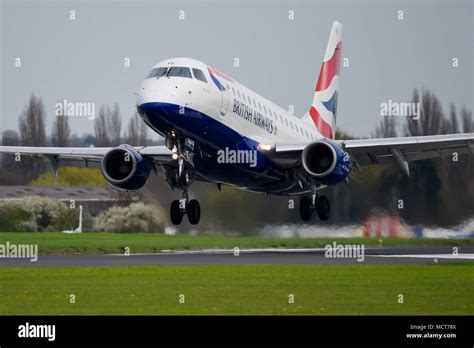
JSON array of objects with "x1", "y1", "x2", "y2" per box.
[{"x1": 219, "y1": 84, "x2": 229, "y2": 116}]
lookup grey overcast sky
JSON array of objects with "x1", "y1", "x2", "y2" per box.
[{"x1": 1, "y1": 0, "x2": 473, "y2": 138}]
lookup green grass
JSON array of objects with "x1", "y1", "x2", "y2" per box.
[
  {"x1": 0, "y1": 232, "x2": 472, "y2": 255},
  {"x1": 0, "y1": 264, "x2": 472, "y2": 315}
]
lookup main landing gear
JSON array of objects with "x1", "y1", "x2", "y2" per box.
[
  {"x1": 170, "y1": 190, "x2": 201, "y2": 225},
  {"x1": 299, "y1": 192, "x2": 330, "y2": 221}
]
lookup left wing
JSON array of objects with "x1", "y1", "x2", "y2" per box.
[
  {"x1": 339, "y1": 133, "x2": 474, "y2": 166},
  {"x1": 269, "y1": 133, "x2": 474, "y2": 175}
]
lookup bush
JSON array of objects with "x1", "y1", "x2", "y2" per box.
[
  {"x1": 30, "y1": 167, "x2": 106, "y2": 186},
  {"x1": 92, "y1": 202, "x2": 165, "y2": 233},
  {"x1": 0, "y1": 204, "x2": 31, "y2": 231},
  {"x1": 0, "y1": 196, "x2": 76, "y2": 232}
]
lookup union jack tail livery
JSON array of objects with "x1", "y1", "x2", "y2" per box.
[{"x1": 303, "y1": 21, "x2": 343, "y2": 139}]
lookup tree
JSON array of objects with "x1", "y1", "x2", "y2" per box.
[
  {"x1": 0, "y1": 130, "x2": 23, "y2": 185},
  {"x1": 51, "y1": 110, "x2": 71, "y2": 147},
  {"x1": 448, "y1": 103, "x2": 459, "y2": 134},
  {"x1": 372, "y1": 117, "x2": 398, "y2": 138},
  {"x1": 1, "y1": 129, "x2": 20, "y2": 146},
  {"x1": 110, "y1": 103, "x2": 122, "y2": 145},
  {"x1": 94, "y1": 106, "x2": 110, "y2": 146},
  {"x1": 461, "y1": 106, "x2": 473, "y2": 133},
  {"x1": 94, "y1": 103, "x2": 122, "y2": 146},
  {"x1": 126, "y1": 113, "x2": 149, "y2": 145},
  {"x1": 19, "y1": 94, "x2": 46, "y2": 146},
  {"x1": 17, "y1": 95, "x2": 47, "y2": 181},
  {"x1": 404, "y1": 88, "x2": 444, "y2": 136}
]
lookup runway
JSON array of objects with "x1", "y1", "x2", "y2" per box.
[{"x1": 0, "y1": 246, "x2": 473, "y2": 267}]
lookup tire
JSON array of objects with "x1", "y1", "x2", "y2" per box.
[
  {"x1": 187, "y1": 199, "x2": 201, "y2": 225},
  {"x1": 170, "y1": 200, "x2": 183, "y2": 225},
  {"x1": 316, "y1": 195, "x2": 330, "y2": 221},
  {"x1": 299, "y1": 196, "x2": 312, "y2": 221}
]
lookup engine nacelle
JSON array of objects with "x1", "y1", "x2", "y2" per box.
[
  {"x1": 301, "y1": 139, "x2": 351, "y2": 185},
  {"x1": 101, "y1": 144, "x2": 151, "y2": 191}
]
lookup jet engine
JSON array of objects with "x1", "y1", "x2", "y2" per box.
[
  {"x1": 101, "y1": 145, "x2": 151, "y2": 191},
  {"x1": 301, "y1": 139, "x2": 351, "y2": 185}
]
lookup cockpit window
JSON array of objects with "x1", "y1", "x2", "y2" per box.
[
  {"x1": 192, "y1": 68, "x2": 207, "y2": 83},
  {"x1": 167, "y1": 67, "x2": 192, "y2": 78},
  {"x1": 147, "y1": 67, "x2": 168, "y2": 78}
]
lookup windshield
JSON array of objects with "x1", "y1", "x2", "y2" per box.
[
  {"x1": 192, "y1": 68, "x2": 207, "y2": 83},
  {"x1": 146, "y1": 67, "x2": 168, "y2": 79},
  {"x1": 166, "y1": 67, "x2": 192, "y2": 78}
]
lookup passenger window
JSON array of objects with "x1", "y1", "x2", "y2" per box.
[
  {"x1": 253, "y1": 99, "x2": 257, "y2": 108},
  {"x1": 231, "y1": 87, "x2": 235, "y2": 95},
  {"x1": 192, "y1": 68, "x2": 207, "y2": 83},
  {"x1": 258, "y1": 102, "x2": 262, "y2": 111},
  {"x1": 280, "y1": 115, "x2": 284, "y2": 123},
  {"x1": 285, "y1": 119, "x2": 289, "y2": 127},
  {"x1": 167, "y1": 67, "x2": 192, "y2": 78},
  {"x1": 237, "y1": 90, "x2": 242, "y2": 98}
]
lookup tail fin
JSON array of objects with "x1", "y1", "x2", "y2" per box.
[{"x1": 302, "y1": 21, "x2": 343, "y2": 139}]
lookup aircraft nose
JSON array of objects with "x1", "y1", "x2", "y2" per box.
[{"x1": 137, "y1": 79, "x2": 156, "y2": 105}]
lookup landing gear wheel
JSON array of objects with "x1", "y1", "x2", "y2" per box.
[
  {"x1": 170, "y1": 200, "x2": 183, "y2": 225},
  {"x1": 316, "y1": 195, "x2": 330, "y2": 221},
  {"x1": 187, "y1": 199, "x2": 201, "y2": 225},
  {"x1": 299, "y1": 196, "x2": 312, "y2": 221}
]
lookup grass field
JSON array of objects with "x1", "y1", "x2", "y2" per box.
[
  {"x1": 0, "y1": 232, "x2": 472, "y2": 255},
  {"x1": 0, "y1": 264, "x2": 472, "y2": 315}
]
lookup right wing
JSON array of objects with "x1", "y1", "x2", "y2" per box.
[{"x1": 0, "y1": 145, "x2": 175, "y2": 173}]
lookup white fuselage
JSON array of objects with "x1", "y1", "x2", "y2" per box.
[{"x1": 137, "y1": 57, "x2": 321, "y2": 146}]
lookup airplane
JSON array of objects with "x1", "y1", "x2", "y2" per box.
[{"x1": 1, "y1": 21, "x2": 473, "y2": 225}]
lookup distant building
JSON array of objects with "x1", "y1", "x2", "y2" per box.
[{"x1": 0, "y1": 186, "x2": 139, "y2": 216}]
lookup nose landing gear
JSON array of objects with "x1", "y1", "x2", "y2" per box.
[{"x1": 165, "y1": 132, "x2": 202, "y2": 225}]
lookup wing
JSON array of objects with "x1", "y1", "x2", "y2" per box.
[
  {"x1": 0, "y1": 145, "x2": 175, "y2": 174},
  {"x1": 269, "y1": 133, "x2": 474, "y2": 175},
  {"x1": 339, "y1": 133, "x2": 474, "y2": 166}
]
